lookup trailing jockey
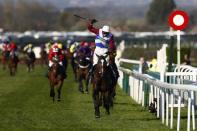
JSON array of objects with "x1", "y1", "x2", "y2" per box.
[
  {"x1": 8, "y1": 41, "x2": 19, "y2": 62},
  {"x1": 23, "y1": 43, "x2": 36, "y2": 62},
  {"x1": 47, "y1": 43, "x2": 66, "y2": 78},
  {"x1": 2, "y1": 40, "x2": 10, "y2": 60},
  {"x1": 87, "y1": 19, "x2": 119, "y2": 81}
]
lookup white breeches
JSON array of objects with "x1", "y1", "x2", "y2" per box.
[
  {"x1": 49, "y1": 60, "x2": 63, "y2": 67},
  {"x1": 93, "y1": 47, "x2": 109, "y2": 66}
]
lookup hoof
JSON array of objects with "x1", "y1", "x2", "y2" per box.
[
  {"x1": 79, "y1": 88, "x2": 84, "y2": 93},
  {"x1": 106, "y1": 111, "x2": 110, "y2": 115},
  {"x1": 85, "y1": 90, "x2": 89, "y2": 94},
  {"x1": 95, "y1": 115, "x2": 100, "y2": 118}
]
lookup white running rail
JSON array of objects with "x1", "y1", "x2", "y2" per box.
[{"x1": 118, "y1": 67, "x2": 196, "y2": 131}]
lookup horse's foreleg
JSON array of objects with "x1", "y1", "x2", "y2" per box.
[
  {"x1": 104, "y1": 91, "x2": 110, "y2": 115},
  {"x1": 57, "y1": 82, "x2": 63, "y2": 102},
  {"x1": 85, "y1": 77, "x2": 89, "y2": 93},
  {"x1": 78, "y1": 76, "x2": 84, "y2": 93},
  {"x1": 50, "y1": 85, "x2": 55, "y2": 102},
  {"x1": 93, "y1": 88, "x2": 100, "y2": 118}
]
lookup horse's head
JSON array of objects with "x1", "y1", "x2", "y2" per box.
[
  {"x1": 9, "y1": 52, "x2": 17, "y2": 62},
  {"x1": 77, "y1": 51, "x2": 90, "y2": 68},
  {"x1": 95, "y1": 53, "x2": 109, "y2": 77},
  {"x1": 51, "y1": 56, "x2": 60, "y2": 74}
]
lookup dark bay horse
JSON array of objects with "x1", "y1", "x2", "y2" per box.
[
  {"x1": 48, "y1": 56, "x2": 65, "y2": 102},
  {"x1": 8, "y1": 52, "x2": 18, "y2": 76},
  {"x1": 77, "y1": 52, "x2": 91, "y2": 93},
  {"x1": 109, "y1": 52, "x2": 119, "y2": 99},
  {"x1": 25, "y1": 52, "x2": 36, "y2": 72},
  {"x1": 92, "y1": 54, "x2": 114, "y2": 118},
  {"x1": 40, "y1": 49, "x2": 48, "y2": 66},
  {"x1": 71, "y1": 52, "x2": 78, "y2": 81}
]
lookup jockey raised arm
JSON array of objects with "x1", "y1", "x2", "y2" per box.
[
  {"x1": 87, "y1": 21, "x2": 116, "y2": 53},
  {"x1": 87, "y1": 20, "x2": 119, "y2": 80}
]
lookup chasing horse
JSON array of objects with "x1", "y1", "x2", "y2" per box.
[
  {"x1": 40, "y1": 44, "x2": 48, "y2": 67},
  {"x1": 48, "y1": 43, "x2": 66, "y2": 102},
  {"x1": 1, "y1": 41, "x2": 10, "y2": 70},
  {"x1": 69, "y1": 42, "x2": 80, "y2": 81},
  {"x1": 8, "y1": 52, "x2": 18, "y2": 76},
  {"x1": 23, "y1": 44, "x2": 36, "y2": 72},
  {"x1": 76, "y1": 46, "x2": 92, "y2": 93}
]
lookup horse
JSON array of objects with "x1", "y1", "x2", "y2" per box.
[
  {"x1": 40, "y1": 49, "x2": 48, "y2": 67},
  {"x1": 108, "y1": 52, "x2": 119, "y2": 99},
  {"x1": 92, "y1": 53, "x2": 114, "y2": 118},
  {"x1": 25, "y1": 51, "x2": 36, "y2": 72},
  {"x1": 1, "y1": 51, "x2": 9, "y2": 70},
  {"x1": 8, "y1": 52, "x2": 18, "y2": 76},
  {"x1": 62, "y1": 49, "x2": 69, "y2": 74},
  {"x1": 48, "y1": 56, "x2": 65, "y2": 102},
  {"x1": 71, "y1": 52, "x2": 78, "y2": 81},
  {"x1": 76, "y1": 52, "x2": 91, "y2": 93}
]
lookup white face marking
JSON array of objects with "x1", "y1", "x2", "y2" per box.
[{"x1": 101, "y1": 59, "x2": 104, "y2": 74}]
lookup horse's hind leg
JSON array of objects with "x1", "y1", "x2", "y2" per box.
[{"x1": 104, "y1": 92, "x2": 110, "y2": 115}]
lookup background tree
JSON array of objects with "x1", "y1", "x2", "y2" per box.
[{"x1": 146, "y1": 0, "x2": 176, "y2": 25}]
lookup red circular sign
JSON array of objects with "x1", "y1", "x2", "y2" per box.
[{"x1": 168, "y1": 10, "x2": 189, "y2": 30}]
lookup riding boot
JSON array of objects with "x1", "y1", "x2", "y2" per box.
[
  {"x1": 110, "y1": 63, "x2": 119, "y2": 79},
  {"x1": 109, "y1": 65, "x2": 117, "y2": 80}
]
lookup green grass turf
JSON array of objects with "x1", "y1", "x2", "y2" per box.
[{"x1": 0, "y1": 64, "x2": 189, "y2": 131}]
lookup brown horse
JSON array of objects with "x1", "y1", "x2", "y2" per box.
[
  {"x1": 1, "y1": 51, "x2": 9, "y2": 70},
  {"x1": 92, "y1": 54, "x2": 114, "y2": 118},
  {"x1": 25, "y1": 52, "x2": 36, "y2": 72},
  {"x1": 8, "y1": 52, "x2": 18, "y2": 76},
  {"x1": 70, "y1": 52, "x2": 78, "y2": 81},
  {"x1": 76, "y1": 52, "x2": 91, "y2": 93},
  {"x1": 40, "y1": 49, "x2": 48, "y2": 66},
  {"x1": 108, "y1": 52, "x2": 119, "y2": 99},
  {"x1": 48, "y1": 56, "x2": 65, "y2": 102}
]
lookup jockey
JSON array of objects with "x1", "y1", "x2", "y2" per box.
[
  {"x1": 87, "y1": 20, "x2": 119, "y2": 79},
  {"x1": 45, "y1": 42, "x2": 52, "y2": 54},
  {"x1": 80, "y1": 41, "x2": 89, "y2": 48},
  {"x1": 8, "y1": 41, "x2": 18, "y2": 57},
  {"x1": 48, "y1": 43, "x2": 63, "y2": 67},
  {"x1": 1, "y1": 40, "x2": 10, "y2": 60},
  {"x1": 24, "y1": 43, "x2": 36, "y2": 62},
  {"x1": 78, "y1": 42, "x2": 92, "y2": 61},
  {"x1": 23, "y1": 43, "x2": 33, "y2": 54},
  {"x1": 2, "y1": 40, "x2": 9, "y2": 52},
  {"x1": 48, "y1": 43, "x2": 66, "y2": 78},
  {"x1": 70, "y1": 41, "x2": 80, "y2": 54},
  {"x1": 89, "y1": 42, "x2": 95, "y2": 58},
  {"x1": 70, "y1": 41, "x2": 80, "y2": 63}
]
